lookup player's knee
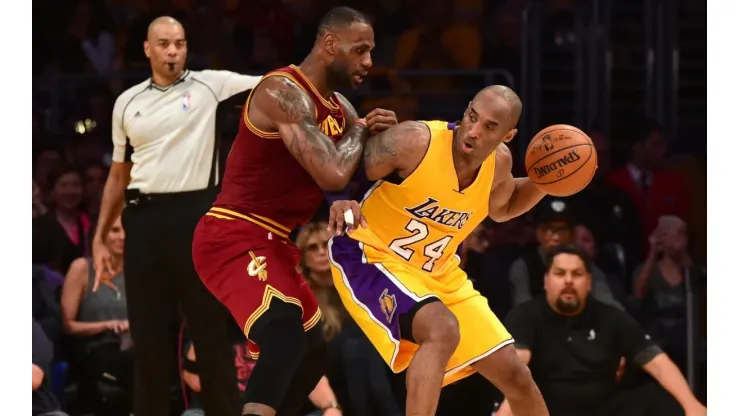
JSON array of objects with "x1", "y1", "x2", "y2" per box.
[
  {"x1": 501, "y1": 359, "x2": 535, "y2": 399},
  {"x1": 251, "y1": 302, "x2": 310, "y2": 364},
  {"x1": 417, "y1": 307, "x2": 460, "y2": 357},
  {"x1": 429, "y1": 315, "x2": 460, "y2": 356}
]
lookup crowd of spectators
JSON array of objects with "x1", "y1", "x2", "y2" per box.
[{"x1": 32, "y1": 0, "x2": 706, "y2": 415}]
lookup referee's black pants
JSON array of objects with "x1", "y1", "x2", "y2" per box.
[{"x1": 122, "y1": 188, "x2": 241, "y2": 416}]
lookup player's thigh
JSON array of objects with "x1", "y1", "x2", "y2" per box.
[
  {"x1": 293, "y1": 268, "x2": 323, "y2": 344},
  {"x1": 329, "y1": 235, "x2": 452, "y2": 372},
  {"x1": 446, "y1": 282, "x2": 514, "y2": 373},
  {"x1": 193, "y1": 217, "x2": 310, "y2": 337}
]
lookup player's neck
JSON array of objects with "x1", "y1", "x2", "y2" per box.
[
  {"x1": 298, "y1": 55, "x2": 332, "y2": 99},
  {"x1": 151, "y1": 70, "x2": 184, "y2": 88},
  {"x1": 451, "y1": 132, "x2": 484, "y2": 182}
]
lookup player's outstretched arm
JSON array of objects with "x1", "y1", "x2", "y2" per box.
[
  {"x1": 488, "y1": 144, "x2": 546, "y2": 222},
  {"x1": 254, "y1": 76, "x2": 370, "y2": 192},
  {"x1": 363, "y1": 120, "x2": 429, "y2": 181}
]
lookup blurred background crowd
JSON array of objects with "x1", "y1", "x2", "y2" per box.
[{"x1": 31, "y1": 0, "x2": 706, "y2": 415}]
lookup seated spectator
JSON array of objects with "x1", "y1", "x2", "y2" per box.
[
  {"x1": 297, "y1": 222, "x2": 402, "y2": 416},
  {"x1": 632, "y1": 216, "x2": 706, "y2": 374},
  {"x1": 33, "y1": 180, "x2": 48, "y2": 219},
  {"x1": 33, "y1": 165, "x2": 91, "y2": 274},
  {"x1": 565, "y1": 130, "x2": 643, "y2": 275},
  {"x1": 32, "y1": 265, "x2": 63, "y2": 348},
  {"x1": 572, "y1": 223, "x2": 627, "y2": 309},
  {"x1": 60, "y1": 216, "x2": 132, "y2": 415},
  {"x1": 497, "y1": 245, "x2": 706, "y2": 416},
  {"x1": 509, "y1": 198, "x2": 623, "y2": 309},
  {"x1": 462, "y1": 223, "x2": 514, "y2": 319},
  {"x1": 33, "y1": 319, "x2": 68, "y2": 416},
  {"x1": 81, "y1": 163, "x2": 108, "y2": 222},
  {"x1": 33, "y1": 145, "x2": 64, "y2": 195},
  {"x1": 180, "y1": 329, "x2": 341, "y2": 416},
  {"x1": 607, "y1": 118, "x2": 691, "y2": 256}
]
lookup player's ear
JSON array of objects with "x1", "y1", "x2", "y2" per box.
[
  {"x1": 143, "y1": 41, "x2": 151, "y2": 59},
  {"x1": 323, "y1": 33, "x2": 338, "y2": 55},
  {"x1": 502, "y1": 128, "x2": 518, "y2": 143}
]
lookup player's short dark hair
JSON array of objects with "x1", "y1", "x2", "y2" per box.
[
  {"x1": 317, "y1": 6, "x2": 371, "y2": 36},
  {"x1": 545, "y1": 244, "x2": 592, "y2": 274}
]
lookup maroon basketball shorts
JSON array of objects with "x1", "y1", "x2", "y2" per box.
[{"x1": 192, "y1": 207, "x2": 320, "y2": 358}]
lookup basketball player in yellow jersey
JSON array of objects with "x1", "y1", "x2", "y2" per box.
[{"x1": 327, "y1": 86, "x2": 550, "y2": 416}]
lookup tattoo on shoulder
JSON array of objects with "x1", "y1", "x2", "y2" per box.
[
  {"x1": 633, "y1": 344, "x2": 663, "y2": 366},
  {"x1": 364, "y1": 122, "x2": 423, "y2": 167},
  {"x1": 364, "y1": 127, "x2": 400, "y2": 166},
  {"x1": 267, "y1": 81, "x2": 314, "y2": 124}
]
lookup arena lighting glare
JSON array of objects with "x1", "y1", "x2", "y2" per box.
[{"x1": 74, "y1": 118, "x2": 98, "y2": 134}]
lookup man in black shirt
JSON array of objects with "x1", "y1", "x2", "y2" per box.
[{"x1": 497, "y1": 245, "x2": 705, "y2": 416}]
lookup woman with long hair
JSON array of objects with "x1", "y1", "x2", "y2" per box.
[
  {"x1": 60, "y1": 216, "x2": 132, "y2": 415},
  {"x1": 297, "y1": 222, "x2": 402, "y2": 416}
]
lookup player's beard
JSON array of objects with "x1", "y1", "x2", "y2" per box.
[{"x1": 326, "y1": 60, "x2": 353, "y2": 91}]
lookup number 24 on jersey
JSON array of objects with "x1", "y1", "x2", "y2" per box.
[{"x1": 389, "y1": 219, "x2": 453, "y2": 272}]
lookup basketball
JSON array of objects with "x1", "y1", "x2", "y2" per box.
[{"x1": 525, "y1": 124, "x2": 597, "y2": 197}]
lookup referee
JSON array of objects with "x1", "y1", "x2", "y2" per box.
[{"x1": 92, "y1": 17, "x2": 261, "y2": 416}]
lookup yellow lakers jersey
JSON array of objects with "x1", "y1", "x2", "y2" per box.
[{"x1": 349, "y1": 120, "x2": 496, "y2": 276}]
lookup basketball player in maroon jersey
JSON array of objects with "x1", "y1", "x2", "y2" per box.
[{"x1": 191, "y1": 7, "x2": 396, "y2": 416}]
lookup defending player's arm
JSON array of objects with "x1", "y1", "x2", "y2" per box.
[
  {"x1": 324, "y1": 92, "x2": 397, "y2": 205},
  {"x1": 254, "y1": 76, "x2": 370, "y2": 192},
  {"x1": 487, "y1": 144, "x2": 546, "y2": 222},
  {"x1": 92, "y1": 95, "x2": 133, "y2": 290}
]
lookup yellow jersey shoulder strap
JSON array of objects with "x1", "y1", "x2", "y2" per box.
[{"x1": 403, "y1": 121, "x2": 454, "y2": 186}]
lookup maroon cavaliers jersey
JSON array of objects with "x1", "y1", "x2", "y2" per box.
[{"x1": 213, "y1": 65, "x2": 347, "y2": 235}]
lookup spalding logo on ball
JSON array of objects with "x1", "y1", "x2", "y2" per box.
[{"x1": 525, "y1": 124, "x2": 598, "y2": 197}]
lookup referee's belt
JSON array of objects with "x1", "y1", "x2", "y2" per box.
[{"x1": 124, "y1": 188, "x2": 217, "y2": 206}]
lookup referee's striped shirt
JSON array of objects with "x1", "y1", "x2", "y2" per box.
[{"x1": 111, "y1": 70, "x2": 262, "y2": 194}]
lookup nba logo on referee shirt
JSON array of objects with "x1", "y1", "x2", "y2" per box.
[{"x1": 182, "y1": 92, "x2": 191, "y2": 111}]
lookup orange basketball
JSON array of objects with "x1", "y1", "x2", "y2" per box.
[{"x1": 525, "y1": 124, "x2": 597, "y2": 197}]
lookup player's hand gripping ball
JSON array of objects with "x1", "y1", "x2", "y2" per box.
[{"x1": 525, "y1": 124, "x2": 598, "y2": 197}]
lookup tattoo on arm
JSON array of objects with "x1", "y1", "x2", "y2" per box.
[
  {"x1": 274, "y1": 88, "x2": 315, "y2": 124},
  {"x1": 363, "y1": 125, "x2": 401, "y2": 168},
  {"x1": 273, "y1": 86, "x2": 336, "y2": 167},
  {"x1": 267, "y1": 79, "x2": 369, "y2": 188},
  {"x1": 633, "y1": 344, "x2": 663, "y2": 366}
]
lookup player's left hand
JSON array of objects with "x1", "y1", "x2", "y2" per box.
[
  {"x1": 365, "y1": 108, "x2": 397, "y2": 134},
  {"x1": 328, "y1": 200, "x2": 367, "y2": 235}
]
